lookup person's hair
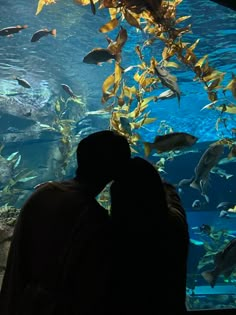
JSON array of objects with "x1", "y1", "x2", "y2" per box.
[
  {"x1": 163, "y1": 181, "x2": 185, "y2": 214},
  {"x1": 110, "y1": 156, "x2": 168, "y2": 223},
  {"x1": 75, "y1": 130, "x2": 131, "y2": 182}
]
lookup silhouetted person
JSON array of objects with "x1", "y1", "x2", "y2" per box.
[
  {"x1": 163, "y1": 180, "x2": 190, "y2": 314},
  {"x1": 110, "y1": 156, "x2": 189, "y2": 315},
  {"x1": 0, "y1": 130, "x2": 131, "y2": 315}
]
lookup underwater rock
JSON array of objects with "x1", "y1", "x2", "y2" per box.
[
  {"x1": 0, "y1": 222, "x2": 13, "y2": 262},
  {"x1": 0, "y1": 204, "x2": 20, "y2": 226},
  {"x1": 0, "y1": 222, "x2": 14, "y2": 290},
  {"x1": 0, "y1": 156, "x2": 13, "y2": 187},
  {"x1": 0, "y1": 94, "x2": 51, "y2": 123}
]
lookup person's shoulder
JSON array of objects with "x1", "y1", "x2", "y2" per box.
[
  {"x1": 34, "y1": 179, "x2": 76, "y2": 192},
  {"x1": 21, "y1": 180, "x2": 78, "y2": 210}
]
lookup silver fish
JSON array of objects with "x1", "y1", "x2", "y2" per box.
[
  {"x1": 192, "y1": 199, "x2": 201, "y2": 208},
  {"x1": 154, "y1": 65, "x2": 181, "y2": 107},
  {"x1": 219, "y1": 209, "x2": 236, "y2": 219},
  {"x1": 210, "y1": 166, "x2": 233, "y2": 179},
  {"x1": 15, "y1": 77, "x2": 31, "y2": 88},
  {"x1": 217, "y1": 201, "x2": 236, "y2": 210},
  {"x1": 179, "y1": 144, "x2": 224, "y2": 202},
  {"x1": 201, "y1": 238, "x2": 236, "y2": 288},
  {"x1": 218, "y1": 156, "x2": 236, "y2": 165},
  {"x1": 156, "y1": 89, "x2": 177, "y2": 101}
]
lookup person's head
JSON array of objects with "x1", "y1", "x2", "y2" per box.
[
  {"x1": 75, "y1": 130, "x2": 131, "y2": 193},
  {"x1": 110, "y1": 156, "x2": 168, "y2": 223}
]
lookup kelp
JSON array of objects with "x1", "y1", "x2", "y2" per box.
[{"x1": 35, "y1": 0, "x2": 236, "y2": 152}]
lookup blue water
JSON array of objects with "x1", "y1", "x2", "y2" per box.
[{"x1": 0, "y1": 0, "x2": 236, "y2": 310}]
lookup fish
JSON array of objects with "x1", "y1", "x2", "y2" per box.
[
  {"x1": 61, "y1": 84, "x2": 77, "y2": 99},
  {"x1": 210, "y1": 166, "x2": 234, "y2": 179},
  {"x1": 217, "y1": 201, "x2": 236, "y2": 210},
  {"x1": 179, "y1": 144, "x2": 224, "y2": 202},
  {"x1": 201, "y1": 238, "x2": 236, "y2": 288},
  {"x1": 154, "y1": 65, "x2": 181, "y2": 107},
  {"x1": 83, "y1": 48, "x2": 117, "y2": 65},
  {"x1": 190, "y1": 238, "x2": 204, "y2": 246},
  {"x1": 228, "y1": 144, "x2": 236, "y2": 159},
  {"x1": 155, "y1": 89, "x2": 177, "y2": 101},
  {"x1": 143, "y1": 132, "x2": 198, "y2": 156},
  {"x1": 30, "y1": 28, "x2": 56, "y2": 42},
  {"x1": 218, "y1": 156, "x2": 236, "y2": 165},
  {"x1": 219, "y1": 209, "x2": 236, "y2": 219},
  {"x1": 0, "y1": 25, "x2": 28, "y2": 36},
  {"x1": 192, "y1": 199, "x2": 201, "y2": 208},
  {"x1": 14, "y1": 77, "x2": 31, "y2": 88}
]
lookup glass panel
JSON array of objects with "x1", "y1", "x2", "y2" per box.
[{"x1": 0, "y1": 0, "x2": 235, "y2": 310}]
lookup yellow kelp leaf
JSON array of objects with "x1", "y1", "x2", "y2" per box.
[
  {"x1": 141, "y1": 96, "x2": 156, "y2": 106},
  {"x1": 134, "y1": 70, "x2": 149, "y2": 86},
  {"x1": 140, "y1": 77, "x2": 156, "y2": 88},
  {"x1": 124, "y1": 10, "x2": 142, "y2": 30},
  {"x1": 99, "y1": 18, "x2": 119, "y2": 33},
  {"x1": 114, "y1": 63, "x2": 123, "y2": 93},
  {"x1": 128, "y1": 104, "x2": 145, "y2": 119},
  {"x1": 143, "y1": 117, "x2": 157, "y2": 125},
  {"x1": 114, "y1": 104, "x2": 129, "y2": 112},
  {"x1": 114, "y1": 62, "x2": 123, "y2": 85},
  {"x1": 131, "y1": 133, "x2": 141, "y2": 142},
  {"x1": 207, "y1": 77, "x2": 224, "y2": 91},
  {"x1": 138, "y1": 74, "x2": 148, "y2": 86},
  {"x1": 195, "y1": 54, "x2": 208, "y2": 68},
  {"x1": 36, "y1": 0, "x2": 56, "y2": 16},
  {"x1": 138, "y1": 102, "x2": 148, "y2": 113},
  {"x1": 174, "y1": 0, "x2": 183, "y2": 5},
  {"x1": 132, "y1": 116, "x2": 157, "y2": 129},
  {"x1": 74, "y1": 0, "x2": 91, "y2": 5},
  {"x1": 203, "y1": 70, "x2": 226, "y2": 83},
  {"x1": 223, "y1": 73, "x2": 236, "y2": 98},
  {"x1": 55, "y1": 100, "x2": 60, "y2": 112},
  {"x1": 123, "y1": 85, "x2": 137, "y2": 99},
  {"x1": 216, "y1": 104, "x2": 236, "y2": 114},
  {"x1": 175, "y1": 15, "x2": 191, "y2": 24},
  {"x1": 115, "y1": 27, "x2": 128, "y2": 50},
  {"x1": 133, "y1": 72, "x2": 141, "y2": 83},
  {"x1": 162, "y1": 47, "x2": 172, "y2": 60},
  {"x1": 164, "y1": 61, "x2": 180, "y2": 68},
  {"x1": 102, "y1": 73, "x2": 115, "y2": 94},
  {"x1": 130, "y1": 122, "x2": 142, "y2": 129},
  {"x1": 108, "y1": 8, "x2": 117, "y2": 20},
  {"x1": 188, "y1": 39, "x2": 200, "y2": 52}
]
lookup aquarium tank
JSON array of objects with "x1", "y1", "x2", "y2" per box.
[{"x1": 0, "y1": 0, "x2": 236, "y2": 311}]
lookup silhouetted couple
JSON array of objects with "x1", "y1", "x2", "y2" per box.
[{"x1": 0, "y1": 130, "x2": 189, "y2": 315}]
